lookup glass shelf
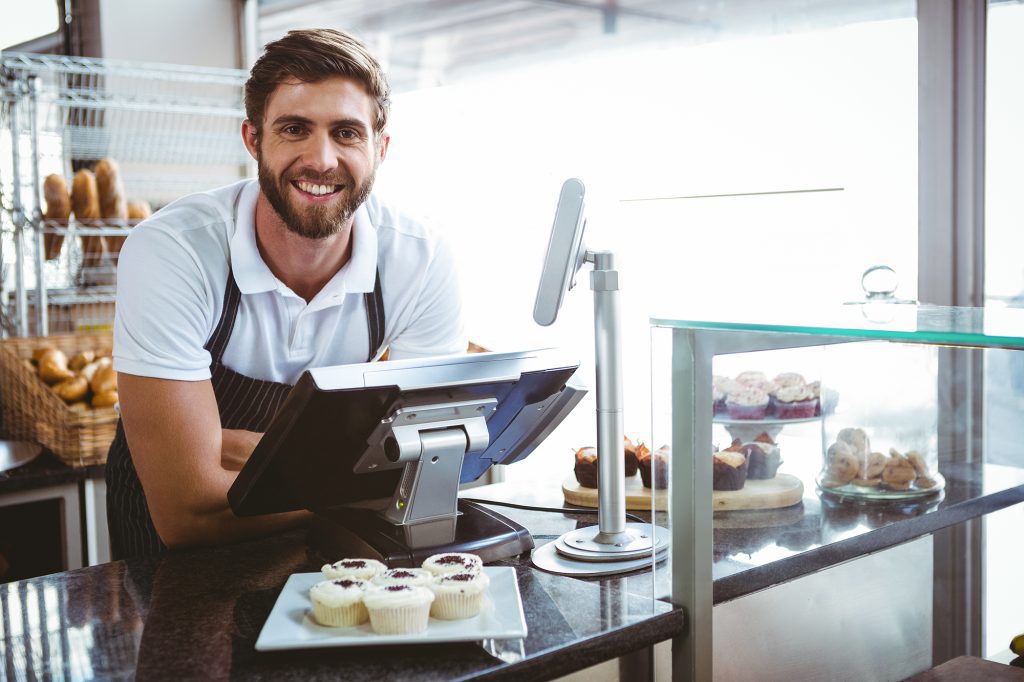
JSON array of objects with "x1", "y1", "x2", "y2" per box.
[{"x1": 652, "y1": 303, "x2": 1024, "y2": 348}]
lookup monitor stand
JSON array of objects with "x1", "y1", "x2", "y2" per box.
[
  {"x1": 308, "y1": 500, "x2": 534, "y2": 567},
  {"x1": 309, "y1": 396, "x2": 533, "y2": 566}
]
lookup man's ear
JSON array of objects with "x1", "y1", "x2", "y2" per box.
[
  {"x1": 241, "y1": 120, "x2": 259, "y2": 160},
  {"x1": 377, "y1": 133, "x2": 391, "y2": 163}
]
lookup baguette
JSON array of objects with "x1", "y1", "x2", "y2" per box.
[
  {"x1": 96, "y1": 159, "x2": 129, "y2": 256},
  {"x1": 43, "y1": 174, "x2": 71, "y2": 260},
  {"x1": 71, "y1": 169, "x2": 105, "y2": 264}
]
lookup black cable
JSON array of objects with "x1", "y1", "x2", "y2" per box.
[{"x1": 461, "y1": 497, "x2": 648, "y2": 524}]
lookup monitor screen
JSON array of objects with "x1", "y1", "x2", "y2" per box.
[{"x1": 228, "y1": 348, "x2": 585, "y2": 517}]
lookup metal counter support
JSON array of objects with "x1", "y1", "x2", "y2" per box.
[{"x1": 668, "y1": 328, "x2": 852, "y2": 680}]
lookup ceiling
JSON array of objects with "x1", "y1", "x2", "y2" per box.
[{"x1": 257, "y1": 0, "x2": 915, "y2": 93}]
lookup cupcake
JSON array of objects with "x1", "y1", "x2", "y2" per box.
[
  {"x1": 363, "y1": 584, "x2": 434, "y2": 635},
  {"x1": 772, "y1": 384, "x2": 818, "y2": 419},
  {"x1": 734, "y1": 371, "x2": 767, "y2": 385},
  {"x1": 724, "y1": 387, "x2": 770, "y2": 420},
  {"x1": 638, "y1": 445, "x2": 669, "y2": 489},
  {"x1": 712, "y1": 450, "x2": 748, "y2": 491},
  {"x1": 321, "y1": 558, "x2": 387, "y2": 581},
  {"x1": 772, "y1": 372, "x2": 806, "y2": 389},
  {"x1": 309, "y1": 578, "x2": 370, "y2": 627},
  {"x1": 371, "y1": 568, "x2": 434, "y2": 588},
  {"x1": 573, "y1": 446, "x2": 598, "y2": 488},
  {"x1": 422, "y1": 552, "x2": 483, "y2": 577},
  {"x1": 429, "y1": 570, "x2": 491, "y2": 620}
]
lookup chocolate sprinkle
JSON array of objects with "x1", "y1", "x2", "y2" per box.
[
  {"x1": 390, "y1": 570, "x2": 414, "y2": 578},
  {"x1": 436, "y1": 555, "x2": 466, "y2": 566},
  {"x1": 340, "y1": 560, "x2": 366, "y2": 568},
  {"x1": 443, "y1": 573, "x2": 475, "y2": 582},
  {"x1": 333, "y1": 580, "x2": 359, "y2": 588},
  {"x1": 385, "y1": 585, "x2": 410, "y2": 592}
]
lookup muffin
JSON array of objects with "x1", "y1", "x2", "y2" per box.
[
  {"x1": 573, "y1": 446, "x2": 599, "y2": 488},
  {"x1": 724, "y1": 387, "x2": 770, "y2": 420},
  {"x1": 742, "y1": 433, "x2": 781, "y2": 480},
  {"x1": 371, "y1": 568, "x2": 434, "y2": 588},
  {"x1": 422, "y1": 552, "x2": 482, "y2": 577},
  {"x1": 429, "y1": 570, "x2": 491, "y2": 620},
  {"x1": 363, "y1": 584, "x2": 434, "y2": 635},
  {"x1": 712, "y1": 449, "x2": 748, "y2": 491},
  {"x1": 321, "y1": 558, "x2": 387, "y2": 581},
  {"x1": 772, "y1": 384, "x2": 818, "y2": 419},
  {"x1": 623, "y1": 436, "x2": 641, "y2": 476},
  {"x1": 309, "y1": 578, "x2": 370, "y2": 627},
  {"x1": 638, "y1": 445, "x2": 669, "y2": 489}
]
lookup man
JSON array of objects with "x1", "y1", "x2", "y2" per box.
[{"x1": 106, "y1": 29, "x2": 466, "y2": 559}]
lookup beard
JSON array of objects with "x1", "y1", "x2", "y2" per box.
[{"x1": 256, "y1": 148, "x2": 375, "y2": 240}]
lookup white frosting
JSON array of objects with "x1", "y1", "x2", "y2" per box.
[
  {"x1": 725, "y1": 387, "x2": 768, "y2": 407},
  {"x1": 321, "y1": 558, "x2": 387, "y2": 580},
  {"x1": 775, "y1": 384, "x2": 815, "y2": 403},
  {"x1": 363, "y1": 584, "x2": 435, "y2": 609},
  {"x1": 772, "y1": 372, "x2": 806, "y2": 388},
  {"x1": 430, "y1": 571, "x2": 490, "y2": 596},
  {"x1": 309, "y1": 578, "x2": 368, "y2": 609},
  {"x1": 422, "y1": 553, "x2": 483, "y2": 576},
  {"x1": 734, "y1": 371, "x2": 767, "y2": 385},
  {"x1": 371, "y1": 568, "x2": 434, "y2": 587}
]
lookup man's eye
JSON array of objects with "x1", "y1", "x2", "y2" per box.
[
  {"x1": 283, "y1": 125, "x2": 304, "y2": 135},
  {"x1": 336, "y1": 129, "x2": 358, "y2": 140}
]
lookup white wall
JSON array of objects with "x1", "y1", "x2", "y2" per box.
[{"x1": 98, "y1": 0, "x2": 241, "y2": 68}]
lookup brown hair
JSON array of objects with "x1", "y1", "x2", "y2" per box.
[{"x1": 245, "y1": 28, "x2": 391, "y2": 139}]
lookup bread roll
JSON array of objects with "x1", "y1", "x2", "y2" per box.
[
  {"x1": 68, "y1": 350, "x2": 96, "y2": 371},
  {"x1": 90, "y1": 364, "x2": 118, "y2": 395},
  {"x1": 32, "y1": 345, "x2": 57, "y2": 363},
  {"x1": 38, "y1": 348, "x2": 75, "y2": 385},
  {"x1": 79, "y1": 356, "x2": 110, "y2": 382},
  {"x1": 71, "y1": 169, "x2": 104, "y2": 263},
  {"x1": 91, "y1": 389, "x2": 119, "y2": 409},
  {"x1": 53, "y1": 374, "x2": 89, "y2": 403},
  {"x1": 43, "y1": 174, "x2": 71, "y2": 260},
  {"x1": 127, "y1": 200, "x2": 152, "y2": 221}
]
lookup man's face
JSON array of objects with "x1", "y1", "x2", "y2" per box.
[{"x1": 244, "y1": 76, "x2": 389, "y2": 239}]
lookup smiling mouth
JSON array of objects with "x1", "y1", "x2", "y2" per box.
[{"x1": 293, "y1": 180, "x2": 342, "y2": 197}]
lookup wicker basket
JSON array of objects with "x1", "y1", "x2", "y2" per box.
[{"x1": 0, "y1": 333, "x2": 118, "y2": 466}]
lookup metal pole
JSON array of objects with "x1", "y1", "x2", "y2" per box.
[
  {"x1": 589, "y1": 249, "x2": 628, "y2": 540},
  {"x1": 27, "y1": 75, "x2": 47, "y2": 337},
  {"x1": 6, "y1": 73, "x2": 29, "y2": 337}
]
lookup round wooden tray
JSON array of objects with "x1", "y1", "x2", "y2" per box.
[{"x1": 562, "y1": 473, "x2": 804, "y2": 512}]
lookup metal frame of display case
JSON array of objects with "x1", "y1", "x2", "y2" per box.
[{"x1": 0, "y1": 52, "x2": 250, "y2": 337}]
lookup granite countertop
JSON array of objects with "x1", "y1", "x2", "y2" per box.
[
  {"x1": 0, "y1": 449, "x2": 105, "y2": 495},
  {"x1": 0, "y1": 503, "x2": 682, "y2": 681}
]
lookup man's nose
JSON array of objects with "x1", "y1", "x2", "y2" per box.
[{"x1": 302, "y1": 132, "x2": 338, "y2": 173}]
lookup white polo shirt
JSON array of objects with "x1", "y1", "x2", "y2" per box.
[{"x1": 113, "y1": 179, "x2": 466, "y2": 384}]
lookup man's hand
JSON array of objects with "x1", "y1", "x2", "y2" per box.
[
  {"x1": 221, "y1": 429, "x2": 264, "y2": 471},
  {"x1": 118, "y1": 373, "x2": 309, "y2": 548}
]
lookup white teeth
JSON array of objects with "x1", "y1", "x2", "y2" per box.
[{"x1": 297, "y1": 182, "x2": 336, "y2": 196}]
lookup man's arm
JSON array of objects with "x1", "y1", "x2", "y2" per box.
[{"x1": 118, "y1": 372, "x2": 309, "y2": 548}]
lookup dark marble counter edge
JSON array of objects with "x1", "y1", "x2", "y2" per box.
[
  {"x1": 0, "y1": 451, "x2": 104, "y2": 495},
  {"x1": 464, "y1": 609, "x2": 684, "y2": 682},
  {"x1": 713, "y1": 483, "x2": 1024, "y2": 604}
]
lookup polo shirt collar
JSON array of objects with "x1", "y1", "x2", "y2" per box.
[{"x1": 230, "y1": 181, "x2": 378, "y2": 299}]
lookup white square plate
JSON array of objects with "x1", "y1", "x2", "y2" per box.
[{"x1": 255, "y1": 567, "x2": 527, "y2": 650}]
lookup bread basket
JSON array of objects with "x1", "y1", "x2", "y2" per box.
[{"x1": 0, "y1": 332, "x2": 118, "y2": 466}]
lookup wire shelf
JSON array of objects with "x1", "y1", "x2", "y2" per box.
[{"x1": 1, "y1": 52, "x2": 253, "y2": 336}]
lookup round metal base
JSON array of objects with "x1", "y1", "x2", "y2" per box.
[
  {"x1": 554, "y1": 522, "x2": 668, "y2": 562},
  {"x1": 531, "y1": 539, "x2": 665, "y2": 577}
]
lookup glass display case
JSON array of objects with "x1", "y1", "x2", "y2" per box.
[{"x1": 650, "y1": 304, "x2": 1024, "y2": 681}]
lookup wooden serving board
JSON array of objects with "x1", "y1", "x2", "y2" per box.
[{"x1": 562, "y1": 473, "x2": 804, "y2": 512}]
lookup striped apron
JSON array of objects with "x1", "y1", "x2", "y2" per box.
[{"x1": 106, "y1": 269, "x2": 385, "y2": 559}]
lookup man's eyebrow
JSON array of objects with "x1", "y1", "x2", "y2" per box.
[{"x1": 270, "y1": 115, "x2": 370, "y2": 132}]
